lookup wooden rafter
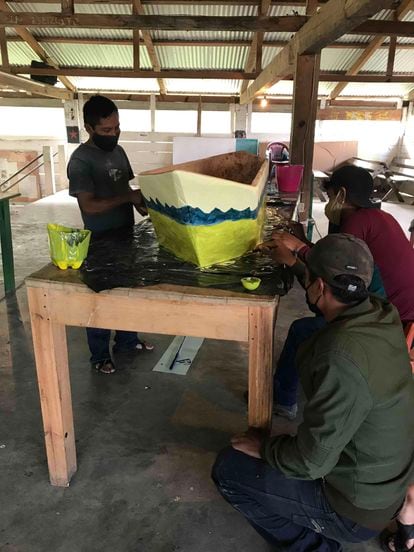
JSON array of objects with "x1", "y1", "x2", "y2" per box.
[
  {"x1": 386, "y1": 35, "x2": 397, "y2": 77},
  {"x1": 5, "y1": 0, "x2": 331, "y2": 4},
  {"x1": 0, "y1": 69, "x2": 73, "y2": 99},
  {"x1": 6, "y1": 35, "x2": 414, "y2": 50},
  {"x1": 13, "y1": 66, "x2": 414, "y2": 82},
  {"x1": 0, "y1": 12, "x2": 412, "y2": 35},
  {"x1": 240, "y1": 0, "x2": 396, "y2": 105},
  {"x1": 0, "y1": 0, "x2": 76, "y2": 91},
  {"x1": 132, "y1": 0, "x2": 166, "y2": 95},
  {"x1": 329, "y1": 0, "x2": 413, "y2": 100},
  {"x1": 61, "y1": 0, "x2": 74, "y2": 15},
  {"x1": 14, "y1": 67, "x2": 259, "y2": 79},
  {"x1": 240, "y1": 0, "x2": 271, "y2": 95}
]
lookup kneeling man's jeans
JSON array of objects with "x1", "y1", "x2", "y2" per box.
[{"x1": 212, "y1": 447, "x2": 378, "y2": 551}]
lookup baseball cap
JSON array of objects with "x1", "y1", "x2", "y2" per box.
[
  {"x1": 306, "y1": 233, "x2": 374, "y2": 288},
  {"x1": 326, "y1": 165, "x2": 375, "y2": 208}
]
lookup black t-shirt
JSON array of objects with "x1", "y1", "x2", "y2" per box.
[{"x1": 68, "y1": 143, "x2": 134, "y2": 234}]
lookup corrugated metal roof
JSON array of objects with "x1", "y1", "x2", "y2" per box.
[
  {"x1": 156, "y1": 45, "x2": 247, "y2": 70},
  {"x1": 144, "y1": 4, "x2": 256, "y2": 17},
  {"x1": 3, "y1": 2, "x2": 414, "y2": 100},
  {"x1": 151, "y1": 30, "x2": 253, "y2": 42},
  {"x1": 164, "y1": 78, "x2": 239, "y2": 95},
  {"x1": 268, "y1": 5, "x2": 306, "y2": 17},
  {"x1": 70, "y1": 76, "x2": 159, "y2": 93},
  {"x1": 27, "y1": 27, "x2": 132, "y2": 41},
  {"x1": 337, "y1": 83, "x2": 414, "y2": 97},
  {"x1": 320, "y1": 48, "x2": 362, "y2": 71},
  {"x1": 8, "y1": 41, "x2": 42, "y2": 65},
  {"x1": 39, "y1": 43, "x2": 151, "y2": 69}
]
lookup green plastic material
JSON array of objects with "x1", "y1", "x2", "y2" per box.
[{"x1": 47, "y1": 223, "x2": 91, "y2": 270}]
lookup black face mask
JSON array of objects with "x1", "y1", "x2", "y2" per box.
[
  {"x1": 305, "y1": 282, "x2": 323, "y2": 316},
  {"x1": 92, "y1": 132, "x2": 119, "y2": 152}
]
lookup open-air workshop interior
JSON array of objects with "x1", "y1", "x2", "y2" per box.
[{"x1": 2, "y1": 1, "x2": 414, "y2": 551}]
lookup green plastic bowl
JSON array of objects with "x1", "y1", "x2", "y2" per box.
[{"x1": 241, "y1": 277, "x2": 261, "y2": 291}]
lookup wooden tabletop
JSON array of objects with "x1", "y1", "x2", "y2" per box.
[{"x1": 26, "y1": 263, "x2": 281, "y2": 307}]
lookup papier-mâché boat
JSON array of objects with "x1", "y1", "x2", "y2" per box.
[{"x1": 139, "y1": 151, "x2": 268, "y2": 267}]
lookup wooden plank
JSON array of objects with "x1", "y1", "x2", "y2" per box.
[
  {"x1": 1, "y1": 12, "x2": 410, "y2": 34},
  {"x1": 44, "y1": 288, "x2": 251, "y2": 342},
  {"x1": 42, "y1": 145, "x2": 56, "y2": 196},
  {"x1": 386, "y1": 35, "x2": 397, "y2": 78},
  {"x1": 248, "y1": 304, "x2": 277, "y2": 430},
  {"x1": 13, "y1": 66, "x2": 258, "y2": 79},
  {"x1": 8, "y1": 35, "x2": 414, "y2": 50},
  {"x1": 240, "y1": 0, "x2": 395, "y2": 104},
  {"x1": 27, "y1": 287, "x2": 76, "y2": 487},
  {"x1": 0, "y1": 70, "x2": 73, "y2": 99},
  {"x1": 133, "y1": 28, "x2": 140, "y2": 71},
  {"x1": 4, "y1": 0, "x2": 330, "y2": 4},
  {"x1": 0, "y1": 26, "x2": 8, "y2": 69},
  {"x1": 0, "y1": 13, "x2": 309, "y2": 31}
]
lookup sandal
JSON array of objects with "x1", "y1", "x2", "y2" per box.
[
  {"x1": 91, "y1": 359, "x2": 116, "y2": 374},
  {"x1": 136, "y1": 339, "x2": 154, "y2": 352},
  {"x1": 381, "y1": 521, "x2": 414, "y2": 552}
]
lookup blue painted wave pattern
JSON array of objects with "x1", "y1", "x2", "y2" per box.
[{"x1": 146, "y1": 197, "x2": 264, "y2": 226}]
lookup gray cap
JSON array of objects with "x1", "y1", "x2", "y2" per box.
[{"x1": 306, "y1": 233, "x2": 374, "y2": 288}]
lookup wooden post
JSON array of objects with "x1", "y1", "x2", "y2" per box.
[
  {"x1": 0, "y1": 198, "x2": 15, "y2": 294},
  {"x1": 197, "y1": 96, "x2": 202, "y2": 136},
  {"x1": 247, "y1": 102, "x2": 252, "y2": 136},
  {"x1": 0, "y1": 27, "x2": 9, "y2": 70},
  {"x1": 150, "y1": 93, "x2": 156, "y2": 133},
  {"x1": 57, "y1": 144, "x2": 67, "y2": 191},
  {"x1": 27, "y1": 287, "x2": 76, "y2": 486},
  {"x1": 290, "y1": 53, "x2": 320, "y2": 222},
  {"x1": 42, "y1": 146, "x2": 56, "y2": 197},
  {"x1": 248, "y1": 305, "x2": 276, "y2": 430}
]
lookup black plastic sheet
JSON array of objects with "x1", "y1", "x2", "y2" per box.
[{"x1": 80, "y1": 204, "x2": 295, "y2": 295}]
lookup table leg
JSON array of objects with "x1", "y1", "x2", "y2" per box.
[
  {"x1": 27, "y1": 287, "x2": 77, "y2": 486},
  {"x1": 248, "y1": 305, "x2": 277, "y2": 431},
  {"x1": 0, "y1": 199, "x2": 16, "y2": 294}
]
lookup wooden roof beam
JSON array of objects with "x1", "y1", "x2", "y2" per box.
[
  {"x1": 0, "y1": 27, "x2": 8, "y2": 70},
  {"x1": 0, "y1": 69, "x2": 73, "y2": 99},
  {"x1": 240, "y1": 0, "x2": 271, "y2": 95},
  {"x1": 240, "y1": 0, "x2": 396, "y2": 105},
  {"x1": 329, "y1": 0, "x2": 413, "y2": 100},
  {"x1": 0, "y1": 0, "x2": 76, "y2": 91},
  {"x1": 132, "y1": 0, "x2": 166, "y2": 95},
  {"x1": 1, "y1": 13, "x2": 414, "y2": 34},
  {"x1": 5, "y1": 35, "x2": 414, "y2": 50}
]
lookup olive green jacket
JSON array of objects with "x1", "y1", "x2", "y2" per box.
[{"x1": 262, "y1": 297, "x2": 414, "y2": 529}]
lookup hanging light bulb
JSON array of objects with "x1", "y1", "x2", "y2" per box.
[{"x1": 260, "y1": 96, "x2": 268, "y2": 108}]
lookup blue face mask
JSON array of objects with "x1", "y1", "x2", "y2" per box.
[{"x1": 92, "y1": 132, "x2": 119, "y2": 152}]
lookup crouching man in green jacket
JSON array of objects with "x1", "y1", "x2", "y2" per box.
[{"x1": 212, "y1": 233, "x2": 414, "y2": 552}]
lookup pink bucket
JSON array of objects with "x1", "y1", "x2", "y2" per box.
[{"x1": 276, "y1": 164, "x2": 304, "y2": 193}]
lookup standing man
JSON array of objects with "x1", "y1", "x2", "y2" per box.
[
  {"x1": 213, "y1": 234, "x2": 414, "y2": 552},
  {"x1": 68, "y1": 95, "x2": 153, "y2": 374}
]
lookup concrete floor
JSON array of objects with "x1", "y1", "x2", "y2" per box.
[{"x1": 1, "y1": 192, "x2": 413, "y2": 552}]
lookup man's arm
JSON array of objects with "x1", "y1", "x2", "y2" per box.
[
  {"x1": 76, "y1": 189, "x2": 144, "y2": 215},
  {"x1": 262, "y1": 349, "x2": 372, "y2": 480}
]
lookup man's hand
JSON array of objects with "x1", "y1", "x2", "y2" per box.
[
  {"x1": 231, "y1": 428, "x2": 265, "y2": 459},
  {"x1": 271, "y1": 230, "x2": 305, "y2": 253},
  {"x1": 129, "y1": 189, "x2": 148, "y2": 216},
  {"x1": 256, "y1": 240, "x2": 297, "y2": 267}
]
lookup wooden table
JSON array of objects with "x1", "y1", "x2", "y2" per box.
[
  {"x1": 0, "y1": 192, "x2": 20, "y2": 294},
  {"x1": 26, "y1": 264, "x2": 279, "y2": 487}
]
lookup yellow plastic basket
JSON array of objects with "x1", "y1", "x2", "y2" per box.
[{"x1": 47, "y1": 223, "x2": 91, "y2": 270}]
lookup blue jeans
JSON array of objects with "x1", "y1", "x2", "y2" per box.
[
  {"x1": 212, "y1": 447, "x2": 378, "y2": 551},
  {"x1": 274, "y1": 316, "x2": 326, "y2": 408},
  {"x1": 86, "y1": 328, "x2": 139, "y2": 363}
]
